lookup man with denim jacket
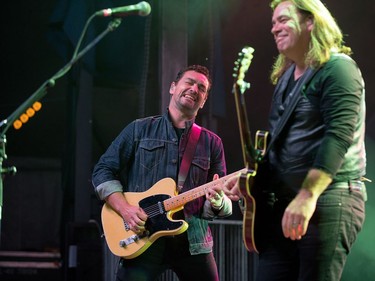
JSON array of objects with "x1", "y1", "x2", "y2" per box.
[{"x1": 92, "y1": 65, "x2": 231, "y2": 281}]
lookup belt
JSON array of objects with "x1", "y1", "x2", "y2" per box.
[
  {"x1": 329, "y1": 179, "x2": 367, "y2": 201},
  {"x1": 329, "y1": 180, "x2": 364, "y2": 191}
]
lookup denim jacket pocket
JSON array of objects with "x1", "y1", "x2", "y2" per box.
[
  {"x1": 139, "y1": 140, "x2": 166, "y2": 171},
  {"x1": 190, "y1": 157, "x2": 210, "y2": 185}
]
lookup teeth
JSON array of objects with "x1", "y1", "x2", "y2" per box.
[{"x1": 184, "y1": 94, "x2": 196, "y2": 101}]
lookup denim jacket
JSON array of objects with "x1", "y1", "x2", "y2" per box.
[{"x1": 92, "y1": 109, "x2": 232, "y2": 254}]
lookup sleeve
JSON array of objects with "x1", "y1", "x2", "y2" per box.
[
  {"x1": 312, "y1": 55, "x2": 364, "y2": 176},
  {"x1": 92, "y1": 121, "x2": 136, "y2": 200},
  {"x1": 203, "y1": 194, "x2": 233, "y2": 219}
]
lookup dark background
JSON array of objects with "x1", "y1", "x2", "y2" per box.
[{"x1": 1, "y1": 0, "x2": 374, "y2": 280}]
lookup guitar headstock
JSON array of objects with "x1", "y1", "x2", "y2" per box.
[{"x1": 233, "y1": 46, "x2": 255, "y2": 94}]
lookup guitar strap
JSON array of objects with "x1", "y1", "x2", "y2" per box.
[
  {"x1": 177, "y1": 123, "x2": 202, "y2": 192},
  {"x1": 265, "y1": 67, "x2": 318, "y2": 155}
]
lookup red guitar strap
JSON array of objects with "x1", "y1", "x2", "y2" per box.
[{"x1": 177, "y1": 123, "x2": 202, "y2": 192}]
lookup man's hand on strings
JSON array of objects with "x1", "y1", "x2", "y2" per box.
[{"x1": 121, "y1": 203, "x2": 148, "y2": 233}]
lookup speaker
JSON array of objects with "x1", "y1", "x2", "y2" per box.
[{"x1": 63, "y1": 221, "x2": 103, "y2": 281}]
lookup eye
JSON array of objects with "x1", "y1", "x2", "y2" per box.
[
  {"x1": 185, "y1": 80, "x2": 194, "y2": 86},
  {"x1": 198, "y1": 85, "x2": 207, "y2": 94},
  {"x1": 280, "y1": 16, "x2": 289, "y2": 24}
]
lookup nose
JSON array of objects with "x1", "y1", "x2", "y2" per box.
[
  {"x1": 190, "y1": 83, "x2": 199, "y2": 93},
  {"x1": 271, "y1": 22, "x2": 279, "y2": 36},
  {"x1": 271, "y1": 26, "x2": 276, "y2": 35}
]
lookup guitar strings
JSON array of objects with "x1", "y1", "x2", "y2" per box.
[
  {"x1": 143, "y1": 203, "x2": 163, "y2": 218},
  {"x1": 141, "y1": 190, "x2": 207, "y2": 218}
]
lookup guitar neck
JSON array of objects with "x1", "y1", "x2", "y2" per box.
[
  {"x1": 233, "y1": 88, "x2": 258, "y2": 167},
  {"x1": 232, "y1": 46, "x2": 258, "y2": 168},
  {"x1": 163, "y1": 168, "x2": 247, "y2": 211}
]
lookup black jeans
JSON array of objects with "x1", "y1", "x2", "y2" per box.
[
  {"x1": 116, "y1": 232, "x2": 219, "y2": 281},
  {"x1": 255, "y1": 183, "x2": 366, "y2": 281}
]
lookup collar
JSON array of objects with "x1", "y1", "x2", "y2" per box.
[{"x1": 165, "y1": 108, "x2": 195, "y2": 131}]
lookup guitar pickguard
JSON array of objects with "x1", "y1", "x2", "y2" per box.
[{"x1": 139, "y1": 194, "x2": 185, "y2": 236}]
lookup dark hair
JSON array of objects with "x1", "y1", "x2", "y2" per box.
[{"x1": 174, "y1": 65, "x2": 212, "y2": 91}]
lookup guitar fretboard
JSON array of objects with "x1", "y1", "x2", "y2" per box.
[{"x1": 163, "y1": 168, "x2": 247, "y2": 211}]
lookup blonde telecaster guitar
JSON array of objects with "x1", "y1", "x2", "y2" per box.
[{"x1": 102, "y1": 169, "x2": 246, "y2": 259}]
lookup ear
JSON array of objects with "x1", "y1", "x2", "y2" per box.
[
  {"x1": 200, "y1": 96, "x2": 208, "y2": 109},
  {"x1": 169, "y1": 82, "x2": 176, "y2": 94},
  {"x1": 306, "y1": 15, "x2": 314, "y2": 32}
]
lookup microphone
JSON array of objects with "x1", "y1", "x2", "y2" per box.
[
  {"x1": 95, "y1": 1, "x2": 151, "y2": 18},
  {"x1": 1, "y1": 166, "x2": 17, "y2": 176}
]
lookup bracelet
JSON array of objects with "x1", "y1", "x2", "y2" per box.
[{"x1": 211, "y1": 198, "x2": 224, "y2": 211}]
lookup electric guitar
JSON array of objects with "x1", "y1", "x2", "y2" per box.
[
  {"x1": 101, "y1": 169, "x2": 246, "y2": 259},
  {"x1": 232, "y1": 46, "x2": 268, "y2": 253}
]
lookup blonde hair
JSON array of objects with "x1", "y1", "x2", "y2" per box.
[{"x1": 270, "y1": 0, "x2": 352, "y2": 84}]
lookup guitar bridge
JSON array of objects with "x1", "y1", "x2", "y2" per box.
[{"x1": 119, "y1": 231, "x2": 149, "y2": 248}]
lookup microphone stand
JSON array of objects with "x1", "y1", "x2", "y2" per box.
[{"x1": 0, "y1": 15, "x2": 123, "y2": 246}]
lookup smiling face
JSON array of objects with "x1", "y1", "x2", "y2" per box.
[
  {"x1": 271, "y1": 1, "x2": 313, "y2": 63},
  {"x1": 169, "y1": 70, "x2": 209, "y2": 117}
]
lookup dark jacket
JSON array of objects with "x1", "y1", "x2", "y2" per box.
[{"x1": 267, "y1": 54, "x2": 366, "y2": 195}]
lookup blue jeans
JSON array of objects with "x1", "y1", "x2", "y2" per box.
[{"x1": 255, "y1": 184, "x2": 366, "y2": 281}]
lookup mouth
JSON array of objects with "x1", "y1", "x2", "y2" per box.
[
  {"x1": 183, "y1": 92, "x2": 197, "y2": 102},
  {"x1": 275, "y1": 36, "x2": 284, "y2": 44},
  {"x1": 275, "y1": 34, "x2": 287, "y2": 45}
]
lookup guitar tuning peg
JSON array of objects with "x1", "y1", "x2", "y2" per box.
[{"x1": 243, "y1": 46, "x2": 255, "y2": 54}]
